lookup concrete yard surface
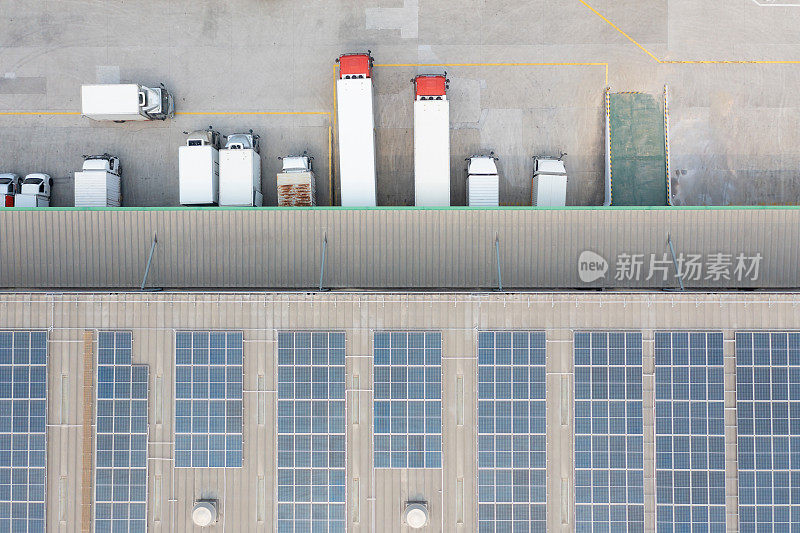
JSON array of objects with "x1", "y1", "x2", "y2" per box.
[{"x1": 1, "y1": 0, "x2": 799, "y2": 206}]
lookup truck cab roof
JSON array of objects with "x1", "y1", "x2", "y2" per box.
[
  {"x1": 467, "y1": 156, "x2": 498, "y2": 176},
  {"x1": 282, "y1": 156, "x2": 312, "y2": 173},
  {"x1": 338, "y1": 53, "x2": 372, "y2": 79},
  {"x1": 225, "y1": 133, "x2": 259, "y2": 153},
  {"x1": 414, "y1": 75, "x2": 447, "y2": 100},
  {"x1": 21, "y1": 173, "x2": 52, "y2": 197},
  {"x1": 186, "y1": 129, "x2": 221, "y2": 149},
  {"x1": 534, "y1": 157, "x2": 567, "y2": 176}
]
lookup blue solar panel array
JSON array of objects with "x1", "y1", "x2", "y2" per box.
[
  {"x1": 95, "y1": 331, "x2": 148, "y2": 533},
  {"x1": 655, "y1": 332, "x2": 726, "y2": 532},
  {"x1": 277, "y1": 332, "x2": 346, "y2": 533},
  {"x1": 374, "y1": 331, "x2": 442, "y2": 469},
  {"x1": 477, "y1": 331, "x2": 547, "y2": 532},
  {"x1": 175, "y1": 331, "x2": 243, "y2": 468},
  {"x1": 574, "y1": 331, "x2": 644, "y2": 532},
  {"x1": 736, "y1": 331, "x2": 800, "y2": 532},
  {"x1": 0, "y1": 331, "x2": 47, "y2": 533}
]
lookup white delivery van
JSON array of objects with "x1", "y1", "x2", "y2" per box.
[
  {"x1": 0, "y1": 173, "x2": 20, "y2": 207},
  {"x1": 466, "y1": 155, "x2": 500, "y2": 206},
  {"x1": 531, "y1": 156, "x2": 568, "y2": 206},
  {"x1": 277, "y1": 155, "x2": 316, "y2": 207},
  {"x1": 74, "y1": 154, "x2": 122, "y2": 207},
  {"x1": 219, "y1": 133, "x2": 263, "y2": 207},
  {"x1": 179, "y1": 129, "x2": 221, "y2": 205},
  {"x1": 81, "y1": 83, "x2": 174, "y2": 121},
  {"x1": 15, "y1": 173, "x2": 52, "y2": 207}
]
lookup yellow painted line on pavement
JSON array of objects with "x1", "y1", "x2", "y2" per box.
[
  {"x1": 176, "y1": 111, "x2": 330, "y2": 116},
  {"x1": 578, "y1": 0, "x2": 800, "y2": 66},
  {"x1": 576, "y1": 0, "x2": 663, "y2": 63}
]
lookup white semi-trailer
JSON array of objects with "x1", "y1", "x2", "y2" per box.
[
  {"x1": 74, "y1": 154, "x2": 122, "y2": 207},
  {"x1": 81, "y1": 83, "x2": 174, "y2": 121},
  {"x1": 531, "y1": 155, "x2": 568, "y2": 206},
  {"x1": 0, "y1": 173, "x2": 19, "y2": 207},
  {"x1": 466, "y1": 155, "x2": 500, "y2": 206},
  {"x1": 15, "y1": 174, "x2": 52, "y2": 207},
  {"x1": 219, "y1": 133, "x2": 263, "y2": 207},
  {"x1": 277, "y1": 155, "x2": 316, "y2": 207},
  {"x1": 413, "y1": 74, "x2": 450, "y2": 206},
  {"x1": 179, "y1": 129, "x2": 221, "y2": 205},
  {"x1": 336, "y1": 52, "x2": 377, "y2": 206}
]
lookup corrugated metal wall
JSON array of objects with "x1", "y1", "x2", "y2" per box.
[{"x1": 1, "y1": 209, "x2": 798, "y2": 289}]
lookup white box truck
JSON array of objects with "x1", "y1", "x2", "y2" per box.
[
  {"x1": 0, "y1": 173, "x2": 19, "y2": 207},
  {"x1": 74, "y1": 154, "x2": 122, "y2": 207},
  {"x1": 413, "y1": 75, "x2": 450, "y2": 206},
  {"x1": 81, "y1": 83, "x2": 174, "y2": 121},
  {"x1": 336, "y1": 52, "x2": 377, "y2": 207},
  {"x1": 219, "y1": 133, "x2": 263, "y2": 207},
  {"x1": 14, "y1": 173, "x2": 52, "y2": 207},
  {"x1": 466, "y1": 155, "x2": 499, "y2": 206},
  {"x1": 531, "y1": 155, "x2": 568, "y2": 206},
  {"x1": 179, "y1": 129, "x2": 221, "y2": 205},
  {"x1": 277, "y1": 155, "x2": 316, "y2": 207}
]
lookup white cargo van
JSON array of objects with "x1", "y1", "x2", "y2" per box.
[
  {"x1": 466, "y1": 155, "x2": 500, "y2": 206},
  {"x1": 531, "y1": 155, "x2": 568, "y2": 207},
  {"x1": 81, "y1": 83, "x2": 174, "y2": 121},
  {"x1": 277, "y1": 155, "x2": 316, "y2": 207},
  {"x1": 179, "y1": 129, "x2": 221, "y2": 205},
  {"x1": 15, "y1": 174, "x2": 52, "y2": 207},
  {"x1": 0, "y1": 173, "x2": 20, "y2": 207},
  {"x1": 219, "y1": 133, "x2": 263, "y2": 207},
  {"x1": 74, "y1": 154, "x2": 122, "y2": 207}
]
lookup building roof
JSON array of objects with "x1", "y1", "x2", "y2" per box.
[
  {"x1": 1, "y1": 207, "x2": 798, "y2": 290},
  {"x1": 4, "y1": 291, "x2": 800, "y2": 531}
]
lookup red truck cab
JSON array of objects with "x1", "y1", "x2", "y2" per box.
[
  {"x1": 413, "y1": 75, "x2": 447, "y2": 100},
  {"x1": 338, "y1": 53, "x2": 373, "y2": 79}
]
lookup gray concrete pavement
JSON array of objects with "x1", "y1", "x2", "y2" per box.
[{"x1": 0, "y1": 0, "x2": 799, "y2": 206}]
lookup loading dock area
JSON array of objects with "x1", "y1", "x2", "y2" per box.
[{"x1": 1, "y1": 0, "x2": 799, "y2": 207}]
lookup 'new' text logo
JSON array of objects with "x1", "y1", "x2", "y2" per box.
[{"x1": 578, "y1": 251, "x2": 608, "y2": 283}]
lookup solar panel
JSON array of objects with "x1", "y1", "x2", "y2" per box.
[
  {"x1": 373, "y1": 331, "x2": 442, "y2": 469},
  {"x1": 574, "y1": 331, "x2": 644, "y2": 532},
  {"x1": 277, "y1": 332, "x2": 346, "y2": 533},
  {"x1": 477, "y1": 331, "x2": 547, "y2": 532},
  {"x1": 654, "y1": 332, "x2": 726, "y2": 532},
  {"x1": 0, "y1": 331, "x2": 47, "y2": 533},
  {"x1": 95, "y1": 331, "x2": 148, "y2": 533},
  {"x1": 736, "y1": 331, "x2": 800, "y2": 531},
  {"x1": 175, "y1": 331, "x2": 243, "y2": 468}
]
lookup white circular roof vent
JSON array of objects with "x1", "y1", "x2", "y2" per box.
[
  {"x1": 403, "y1": 503, "x2": 429, "y2": 529},
  {"x1": 192, "y1": 501, "x2": 217, "y2": 527}
]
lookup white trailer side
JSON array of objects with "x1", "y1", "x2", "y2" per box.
[
  {"x1": 336, "y1": 78, "x2": 377, "y2": 206},
  {"x1": 81, "y1": 84, "x2": 147, "y2": 121},
  {"x1": 74, "y1": 171, "x2": 121, "y2": 207},
  {"x1": 219, "y1": 150, "x2": 262, "y2": 206},
  {"x1": 179, "y1": 145, "x2": 219, "y2": 205},
  {"x1": 414, "y1": 99, "x2": 450, "y2": 206}
]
